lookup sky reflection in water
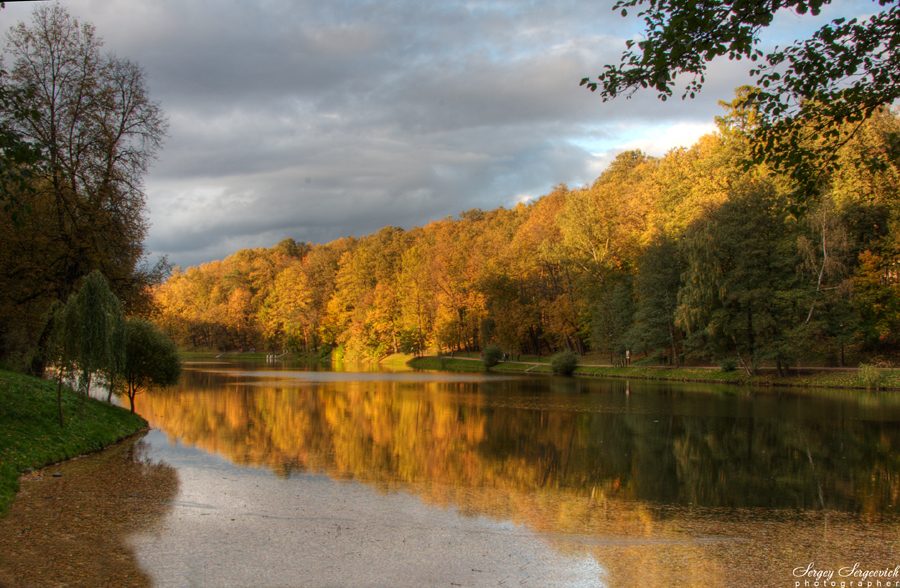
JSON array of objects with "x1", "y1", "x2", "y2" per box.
[{"x1": 131, "y1": 429, "x2": 607, "y2": 588}]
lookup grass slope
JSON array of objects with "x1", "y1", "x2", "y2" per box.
[{"x1": 0, "y1": 370, "x2": 147, "y2": 518}]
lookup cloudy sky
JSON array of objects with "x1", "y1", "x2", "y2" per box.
[{"x1": 0, "y1": 0, "x2": 873, "y2": 268}]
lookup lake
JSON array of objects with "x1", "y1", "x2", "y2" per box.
[{"x1": 51, "y1": 361, "x2": 900, "y2": 586}]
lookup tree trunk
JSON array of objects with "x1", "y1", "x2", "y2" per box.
[
  {"x1": 668, "y1": 318, "x2": 679, "y2": 367},
  {"x1": 57, "y1": 370, "x2": 65, "y2": 428},
  {"x1": 127, "y1": 383, "x2": 137, "y2": 413},
  {"x1": 732, "y1": 335, "x2": 754, "y2": 376}
]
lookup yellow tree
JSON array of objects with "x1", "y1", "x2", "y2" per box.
[
  {"x1": 500, "y1": 193, "x2": 567, "y2": 355},
  {"x1": 558, "y1": 153, "x2": 658, "y2": 284},
  {"x1": 225, "y1": 286, "x2": 255, "y2": 349},
  {"x1": 396, "y1": 244, "x2": 436, "y2": 354},
  {"x1": 324, "y1": 245, "x2": 383, "y2": 359},
  {"x1": 653, "y1": 133, "x2": 741, "y2": 236},
  {"x1": 261, "y1": 262, "x2": 315, "y2": 352},
  {"x1": 425, "y1": 214, "x2": 490, "y2": 352}
]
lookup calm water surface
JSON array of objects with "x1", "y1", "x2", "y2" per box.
[{"x1": 126, "y1": 361, "x2": 900, "y2": 587}]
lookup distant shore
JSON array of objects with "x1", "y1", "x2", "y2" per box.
[
  {"x1": 401, "y1": 354, "x2": 900, "y2": 392},
  {"x1": 182, "y1": 349, "x2": 900, "y2": 392}
]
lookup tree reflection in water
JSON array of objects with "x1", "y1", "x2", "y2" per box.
[{"x1": 131, "y1": 364, "x2": 900, "y2": 587}]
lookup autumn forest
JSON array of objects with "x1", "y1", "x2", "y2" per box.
[{"x1": 150, "y1": 99, "x2": 900, "y2": 372}]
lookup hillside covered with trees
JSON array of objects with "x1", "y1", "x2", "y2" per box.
[{"x1": 151, "y1": 99, "x2": 900, "y2": 372}]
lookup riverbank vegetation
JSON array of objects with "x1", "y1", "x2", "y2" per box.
[
  {"x1": 0, "y1": 370, "x2": 147, "y2": 517},
  {"x1": 152, "y1": 102, "x2": 900, "y2": 375}
]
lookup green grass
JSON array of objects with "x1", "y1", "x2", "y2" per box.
[
  {"x1": 408, "y1": 356, "x2": 553, "y2": 374},
  {"x1": 407, "y1": 357, "x2": 484, "y2": 371},
  {"x1": 177, "y1": 350, "x2": 221, "y2": 359},
  {"x1": 0, "y1": 370, "x2": 147, "y2": 518},
  {"x1": 407, "y1": 356, "x2": 900, "y2": 391}
]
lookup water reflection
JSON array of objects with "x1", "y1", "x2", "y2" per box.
[
  {"x1": 137, "y1": 363, "x2": 900, "y2": 515},
  {"x1": 130, "y1": 362, "x2": 900, "y2": 587}
]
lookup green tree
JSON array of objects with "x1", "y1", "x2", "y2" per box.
[
  {"x1": 0, "y1": 81, "x2": 42, "y2": 226},
  {"x1": 45, "y1": 270, "x2": 124, "y2": 425},
  {"x1": 582, "y1": 0, "x2": 900, "y2": 205},
  {"x1": 68, "y1": 271, "x2": 125, "y2": 396},
  {"x1": 44, "y1": 302, "x2": 77, "y2": 427},
  {"x1": 676, "y1": 182, "x2": 805, "y2": 375},
  {"x1": 117, "y1": 316, "x2": 182, "y2": 413},
  {"x1": 590, "y1": 277, "x2": 635, "y2": 363},
  {"x1": 481, "y1": 343, "x2": 503, "y2": 368},
  {"x1": 626, "y1": 234, "x2": 684, "y2": 365},
  {"x1": 0, "y1": 2, "x2": 42, "y2": 225}
]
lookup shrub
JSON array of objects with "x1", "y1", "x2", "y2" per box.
[
  {"x1": 551, "y1": 350, "x2": 579, "y2": 375},
  {"x1": 481, "y1": 344, "x2": 503, "y2": 368},
  {"x1": 719, "y1": 357, "x2": 738, "y2": 372}
]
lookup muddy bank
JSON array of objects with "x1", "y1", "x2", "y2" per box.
[{"x1": 0, "y1": 432, "x2": 178, "y2": 588}]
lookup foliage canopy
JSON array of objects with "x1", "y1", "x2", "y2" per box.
[
  {"x1": 581, "y1": 0, "x2": 900, "y2": 205},
  {"x1": 149, "y1": 106, "x2": 900, "y2": 371}
]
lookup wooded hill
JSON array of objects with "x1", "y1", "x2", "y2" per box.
[{"x1": 152, "y1": 104, "x2": 900, "y2": 372}]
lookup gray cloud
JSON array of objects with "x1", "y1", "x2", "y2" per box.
[{"x1": 2, "y1": 0, "x2": 778, "y2": 268}]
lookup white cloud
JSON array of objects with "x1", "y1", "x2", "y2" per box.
[{"x1": 619, "y1": 122, "x2": 719, "y2": 157}]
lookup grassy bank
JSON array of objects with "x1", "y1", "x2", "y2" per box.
[
  {"x1": 0, "y1": 370, "x2": 148, "y2": 517},
  {"x1": 406, "y1": 356, "x2": 900, "y2": 391}
]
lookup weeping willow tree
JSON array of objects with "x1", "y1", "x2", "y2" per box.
[{"x1": 45, "y1": 270, "x2": 124, "y2": 426}]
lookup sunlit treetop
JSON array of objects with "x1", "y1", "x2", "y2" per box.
[{"x1": 582, "y1": 0, "x2": 900, "y2": 209}]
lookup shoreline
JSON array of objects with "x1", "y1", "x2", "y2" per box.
[
  {"x1": 0, "y1": 430, "x2": 177, "y2": 587},
  {"x1": 401, "y1": 355, "x2": 900, "y2": 392},
  {"x1": 179, "y1": 350, "x2": 900, "y2": 392},
  {"x1": 0, "y1": 370, "x2": 148, "y2": 518}
]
